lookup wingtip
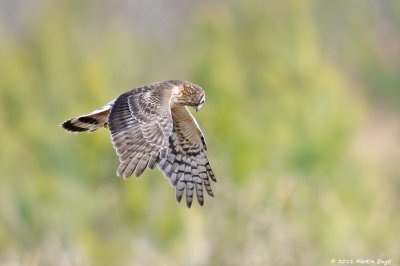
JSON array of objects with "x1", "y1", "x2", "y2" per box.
[
  {"x1": 176, "y1": 192, "x2": 183, "y2": 203},
  {"x1": 124, "y1": 171, "x2": 134, "y2": 179},
  {"x1": 210, "y1": 173, "x2": 217, "y2": 182},
  {"x1": 117, "y1": 169, "x2": 130, "y2": 180},
  {"x1": 197, "y1": 198, "x2": 204, "y2": 206}
]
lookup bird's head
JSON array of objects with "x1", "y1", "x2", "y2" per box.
[
  {"x1": 187, "y1": 83, "x2": 205, "y2": 112},
  {"x1": 174, "y1": 81, "x2": 206, "y2": 112}
]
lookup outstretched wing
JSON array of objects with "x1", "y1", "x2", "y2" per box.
[
  {"x1": 158, "y1": 106, "x2": 216, "y2": 208},
  {"x1": 108, "y1": 84, "x2": 174, "y2": 179}
]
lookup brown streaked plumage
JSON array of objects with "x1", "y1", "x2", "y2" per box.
[{"x1": 61, "y1": 80, "x2": 215, "y2": 207}]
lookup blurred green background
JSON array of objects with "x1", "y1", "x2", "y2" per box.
[{"x1": 0, "y1": 0, "x2": 399, "y2": 265}]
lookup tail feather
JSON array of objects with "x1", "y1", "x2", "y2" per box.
[{"x1": 61, "y1": 101, "x2": 114, "y2": 133}]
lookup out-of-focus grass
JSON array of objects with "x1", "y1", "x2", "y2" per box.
[{"x1": 0, "y1": 1, "x2": 399, "y2": 265}]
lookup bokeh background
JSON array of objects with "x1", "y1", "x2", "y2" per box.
[{"x1": 0, "y1": 0, "x2": 399, "y2": 265}]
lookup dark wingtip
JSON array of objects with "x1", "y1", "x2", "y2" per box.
[
  {"x1": 197, "y1": 198, "x2": 204, "y2": 206},
  {"x1": 186, "y1": 199, "x2": 193, "y2": 208},
  {"x1": 176, "y1": 193, "x2": 183, "y2": 203},
  {"x1": 210, "y1": 174, "x2": 217, "y2": 183},
  {"x1": 61, "y1": 120, "x2": 88, "y2": 132}
]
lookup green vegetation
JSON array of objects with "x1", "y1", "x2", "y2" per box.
[{"x1": 0, "y1": 1, "x2": 399, "y2": 265}]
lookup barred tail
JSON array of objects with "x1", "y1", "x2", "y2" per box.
[{"x1": 61, "y1": 101, "x2": 114, "y2": 133}]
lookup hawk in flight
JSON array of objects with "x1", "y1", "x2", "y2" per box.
[{"x1": 61, "y1": 80, "x2": 216, "y2": 207}]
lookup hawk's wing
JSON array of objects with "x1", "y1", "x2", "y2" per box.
[
  {"x1": 108, "y1": 85, "x2": 174, "y2": 179},
  {"x1": 158, "y1": 106, "x2": 216, "y2": 208}
]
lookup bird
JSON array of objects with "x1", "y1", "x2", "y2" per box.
[{"x1": 61, "y1": 80, "x2": 216, "y2": 208}]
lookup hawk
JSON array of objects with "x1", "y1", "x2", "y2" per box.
[{"x1": 61, "y1": 80, "x2": 216, "y2": 208}]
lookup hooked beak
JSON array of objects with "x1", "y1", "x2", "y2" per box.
[
  {"x1": 196, "y1": 95, "x2": 205, "y2": 112},
  {"x1": 195, "y1": 102, "x2": 204, "y2": 112}
]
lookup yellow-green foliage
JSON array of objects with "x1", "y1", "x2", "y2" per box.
[{"x1": 0, "y1": 1, "x2": 399, "y2": 265}]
